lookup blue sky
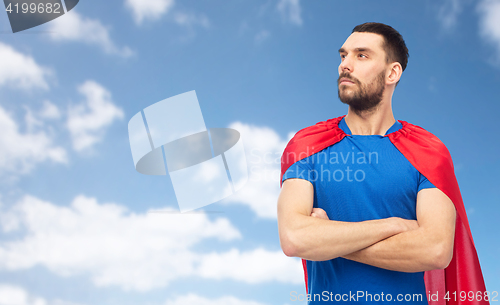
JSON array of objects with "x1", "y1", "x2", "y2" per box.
[{"x1": 0, "y1": 0, "x2": 499, "y2": 304}]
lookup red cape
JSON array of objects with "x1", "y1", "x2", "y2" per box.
[{"x1": 280, "y1": 115, "x2": 489, "y2": 305}]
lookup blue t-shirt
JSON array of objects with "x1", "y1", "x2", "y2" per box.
[{"x1": 282, "y1": 117, "x2": 435, "y2": 304}]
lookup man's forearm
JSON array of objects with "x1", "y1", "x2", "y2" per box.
[
  {"x1": 342, "y1": 188, "x2": 457, "y2": 273},
  {"x1": 282, "y1": 215, "x2": 407, "y2": 261},
  {"x1": 342, "y1": 227, "x2": 451, "y2": 272},
  {"x1": 278, "y1": 179, "x2": 417, "y2": 262}
]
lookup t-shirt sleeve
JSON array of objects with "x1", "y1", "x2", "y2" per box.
[
  {"x1": 417, "y1": 172, "x2": 436, "y2": 192},
  {"x1": 281, "y1": 158, "x2": 316, "y2": 185}
]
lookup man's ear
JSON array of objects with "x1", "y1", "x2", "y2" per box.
[{"x1": 387, "y1": 62, "x2": 403, "y2": 85}]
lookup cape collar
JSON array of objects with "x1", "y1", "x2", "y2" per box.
[{"x1": 338, "y1": 116, "x2": 403, "y2": 137}]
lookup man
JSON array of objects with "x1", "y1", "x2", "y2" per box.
[{"x1": 278, "y1": 22, "x2": 488, "y2": 304}]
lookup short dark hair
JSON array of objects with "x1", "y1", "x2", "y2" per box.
[{"x1": 352, "y1": 22, "x2": 409, "y2": 71}]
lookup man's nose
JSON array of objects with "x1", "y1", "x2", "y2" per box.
[{"x1": 339, "y1": 56, "x2": 352, "y2": 73}]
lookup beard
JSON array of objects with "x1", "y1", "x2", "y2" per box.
[{"x1": 337, "y1": 70, "x2": 385, "y2": 114}]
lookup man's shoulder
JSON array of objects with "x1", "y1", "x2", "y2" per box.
[
  {"x1": 394, "y1": 120, "x2": 448, "y2": 149},
  {"x1": 280, "y1": 116, "x2": 346, "y2": 181},
  {"x1": 391, "y1": 120, "x2": 454, "y2": 168},
  {"x1": 287, "y1": 116, "x2": 345, "y2": 145}
]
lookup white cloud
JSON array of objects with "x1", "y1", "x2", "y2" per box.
[
  {"x1": 124, "y1": 0, "x2": 210, "y2": 35},
  {"x1": 198, "y1": 248, "x2": 303, "y2": 284},
  {"x1": 0, "y1": 194, "x2": 303, "y2": 291},
  {"x1": 0, "y1": 42, "x2": 52, "y2": 90},
  {"x1": 0, "y1": 284, "x2": 47, "y2": 305},
  {"x1": 436, "y1": 0, "x2": 464, "y2": 30},
  {"x1": 220, "y1": 122, "x2": 293, "y2": 218},
  {"x1": 0, "y1": 105, "x2": 67, "y2": 176},
  {"x1": 0, "y1": 284, "x2": 84, "y2": 305},
  {"x1": 39, "y1": 101, "x2": 61, "y2": 120},
  {"x1": 0, "y1": 195, "x2": 240, "y2": 291},
  {"x1": 277, "y1": 0, "x2": 303, "y2": 26},
  {"x1": 164, "y1": 294, "x2": 267, "y2": 305},
  {"x1": 477, "y1": 0, "x2": 500, "y2": 60},
  {"x1": 48, "y1": 12, "x2": 133, "y2": 57},
  {"x1": 125, "y1": 0, "x2": 175, "y2": 25},
  {"x1": 66, "y1": 80, "x2": 124, "y2": 152}
]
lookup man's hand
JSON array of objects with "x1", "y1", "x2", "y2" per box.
[
  {"x1": 310, "y1": 208, "x2": 329, "y2": 220},
  {"x1": 394, "y1": 217, "x2": 419, "y2": 232}
]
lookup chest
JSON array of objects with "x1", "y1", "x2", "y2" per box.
[{"x1": 309, "y1": 138, "x2": 420, "y2": 221}]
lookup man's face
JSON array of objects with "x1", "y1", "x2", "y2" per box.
[{"x1": 337, "y1": 32, "x2": 388, "y2": 113}]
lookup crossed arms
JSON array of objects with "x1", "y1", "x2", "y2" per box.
[{"x1": 277, "y1": 178, "x2": 456, "y2": 273}]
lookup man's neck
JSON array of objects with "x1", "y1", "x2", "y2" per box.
[{"x1": 344, "y1": 102, "x2": 396, "y2": 136}]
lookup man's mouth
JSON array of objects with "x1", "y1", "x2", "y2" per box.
[{"x1": 339, "y1": 78, "x2": 355, "y2": 85}]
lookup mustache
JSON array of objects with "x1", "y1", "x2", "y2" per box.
[{"x1": 338, "y1": 73, "x2": 360, "y2": 86}]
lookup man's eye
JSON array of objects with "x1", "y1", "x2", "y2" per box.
[{"x1": 359, "y1": 54, "x2": 367, "y2": 58}]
